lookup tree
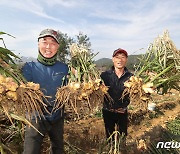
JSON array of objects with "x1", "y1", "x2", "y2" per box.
[
  {"x1": 76, "y1": 31, "x2": 97, "y2": 62},
  {"x1": 76, "y1": 31, "x2": 91, "y2": 50},
  {"x1": 57, "y1": 31, "x2": 93, "y2": 63},
  {"x1": 57, "y1": 33, "x2": 73, "y2": 63}
]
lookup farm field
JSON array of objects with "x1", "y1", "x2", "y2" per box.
[
  {"x1": 40, "y1": 89, "x2": 180, "y2": 153},
  {"x1": 1, "y1": 30, "x2": 180, "y2": 154}
]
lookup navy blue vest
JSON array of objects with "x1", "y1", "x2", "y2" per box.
[{"x1": 22, "y1": 61, "x2": 69, "y2": 121}]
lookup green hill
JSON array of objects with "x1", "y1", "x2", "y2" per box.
[{"x1": 94, "y1": 58, "x2": 112, "y2": 67}]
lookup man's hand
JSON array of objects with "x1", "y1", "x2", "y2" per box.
[
  {"x1": 110, "y1": 108, "x2": 127, "y2": 113},
  {"x1": 71, "y1": 67, "x2": 76, "y2": 75},
  {"x1": 116, "y1": 108, "x2": 126, "y2": 113},
  {"x1": 71, "y1": 67, "x2": 78, "y2": 77}
]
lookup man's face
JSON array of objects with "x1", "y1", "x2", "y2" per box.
[
  {"x1": 112, "y1": 53, "x2": 127, "y2": 69},
  {"x1": 38, "y1": 36, "x2": 59, "y2": 58}
]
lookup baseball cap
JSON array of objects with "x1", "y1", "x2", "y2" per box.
[
  {"x1": 38, "y1": 29, "x2": 61, "y2": 44},
  {"x1": 112, "y1": 48, "x2": 128, "y2": 57}
]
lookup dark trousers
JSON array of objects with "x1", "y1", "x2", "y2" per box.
[
  {"x1": 23, "y1": 117, "x2": 64, "y2": 154},
  {"x1": 102, "y1": 109, "x2": 128, "y2": 139}
]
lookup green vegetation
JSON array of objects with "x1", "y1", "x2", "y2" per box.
[
  {"x1": 167, "y1": 117, "x2": 180, "y2": 135},
  {"x1": 148, "y1": 116, "x2": 180, "y2": 154}
]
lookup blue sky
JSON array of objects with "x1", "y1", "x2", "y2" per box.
[{"x1": 1, "y1": 0, "x2": 180, "y2": 60}]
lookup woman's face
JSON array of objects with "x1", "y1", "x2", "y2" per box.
[
  {"x1": 112, "y1": 53, "x2": 127, "y2": 69},
  {"x1": 38, "y1": 36, "x2": 59, "y2": 58}
]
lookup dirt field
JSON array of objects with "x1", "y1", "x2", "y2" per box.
[
  {"x1": 62, "y1": 90, "x2": 180, "y2": 154},
  {"x1": 17, "y1": 90, "x2": 179, "y2": 153}
]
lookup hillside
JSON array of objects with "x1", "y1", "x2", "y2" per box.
[
  {"x1": 94, "y1": 58, "x2": 112, "y2": 66},
  {"x1": 14, "y1": 56, "x2": 37, "y2": 64},
  {"x1": 17, "y1": 55, "x2": 142, "y2": 71}
]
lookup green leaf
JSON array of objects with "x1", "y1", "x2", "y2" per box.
[
  {"x1": 0, "y1": 31, "x2": 15, "y2": 38},
  {"x1": 10, "y1": 114, "x2": 44, "y2": 136},
  {"x1": 0, "y1": 47, "x2": 20, "y2": 64}
]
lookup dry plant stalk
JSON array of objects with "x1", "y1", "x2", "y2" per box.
[
  {"x1": 152, "y1": 30, "x2": 180, "y2": 70},
  {"x1": 136, "y1": 30, "x2": 180, "y2": 94},
  {"x1": 104, "y1": 129, "x2": 126, "y2": 154},
  {"x1": 122, "y1": 76, "x2": 154, "y2": 110}
]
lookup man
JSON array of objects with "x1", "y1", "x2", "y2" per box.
[
  {"x1": 22, "y1": 29, "x2": 68, "y2": 154},
  {"x1": 101, "y1": 48, "x2": 133, "y2": 140}
]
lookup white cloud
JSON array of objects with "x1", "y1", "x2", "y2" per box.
[
  {"x1": 45, "y1": 0, "x2": 85, "y2": 8},
  {"x1": 0, "y1": 0, "x2": 64, "y2": 23},
  {"x1": 1, "y1": 0, "x2": 180, "y2": 59}
]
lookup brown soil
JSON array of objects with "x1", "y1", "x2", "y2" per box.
[
  {"x1": 1, "y1": 91, "x2": 179, "y2": 153},
  {"x1": 63, "y1": 90, "x2": 180, "y2": 154}
]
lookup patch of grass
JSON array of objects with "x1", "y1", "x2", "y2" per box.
[
  {"x1": 94, "y1": 110, "x2": 102, "y2": 118},
  {"x1": 166, "y1": 116, "x2": 180, "y2": 136},
  {"x1": 147, "y1": 116, "x2": 180, "y2": 154},
  {"x1": 128, "y1": 105, "x2": 134, "y2": 110}
]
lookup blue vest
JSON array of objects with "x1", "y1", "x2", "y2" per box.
[{"x1": 22, "y1": 61, "x2": 69, "y2": 121}]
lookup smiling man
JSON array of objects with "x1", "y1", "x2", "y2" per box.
[
  {"x1": 100, "y1": 48, "x2": 133, "y2": 148},
  {"x1": 22, "y1": 29, "x2": 69, "y2": 154}
]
